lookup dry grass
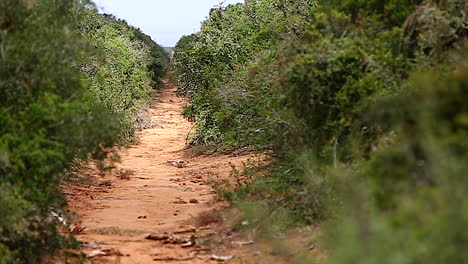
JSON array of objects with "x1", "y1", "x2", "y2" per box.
[
  {"x1": 115, "y1": 169, "x2": 135, "y2": 180},
  {"x1": 193, "y1": 210, "x2": 224, "y2": 227}
]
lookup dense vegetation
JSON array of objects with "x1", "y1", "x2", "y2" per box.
[
  {"x1": 0, "y1": 0, "x2": 168, "y2": 262},
  {"x1": 172, "y1": 0, "x2": 467, "y2": 262},
  {"x1": 1, "y1": 0, "x2": 466, "y2": 262}
]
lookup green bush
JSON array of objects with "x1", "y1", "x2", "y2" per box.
[
  {"x1": 0, "y1": 0, "x2": 167, "y2": 262},
  {"x1": 79, "y1": 11, "x2": 167, "y2": 142},
  {"x1": 320, "y1": 55, "x2": 468, "y2": 264},
  {"x1": 322, "y1": 0, "x2": 424, "y2": 26},
  {"x1": 171, "y1": 0, "x2": 314, "y2": 145},
  {"x1": 173, "y1": 0, "x2": 466, "y2": 222},
  {"x1": 262, "y1": 13, "x2": 408, "y2": 162},
  {"x1": 0, "y1": 0, "x2": 118, "y2": 261},
  {"x1": 102, "y1": 14, "x2": 170, "y2": 88}
]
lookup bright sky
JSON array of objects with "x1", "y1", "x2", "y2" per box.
[{"x1": 93, "y1": 0, "x2": 244, "y2": 47}]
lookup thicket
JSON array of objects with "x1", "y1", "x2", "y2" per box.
[
  {"x1": 79, "y1": 10, "x2": 169, "y2": 142},
  {"x1": 172, "y1": 0, "x2": 467, "y2": 262},
  {"x1": 100, "y1": 14, "x2": 170, "y2": 88},
  {"x1": 0, "y1": 0, "x2": 168, "y2": 262}
]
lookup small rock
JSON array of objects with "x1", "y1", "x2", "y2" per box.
[{"x1": 189, "y1": 199, "x2": 199, "y2": 204}]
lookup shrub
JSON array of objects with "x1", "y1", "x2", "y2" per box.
[
  {"x1": 172, "y1": 0, "x2": 467, "y2": 235},
  {"x1": 0, "y1": 0, "x2": 167, "y2": 261},
  {"x1": 321, "y1": 54, "x2": 468, "y2": 264}
]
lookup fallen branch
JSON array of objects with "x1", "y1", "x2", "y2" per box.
[
  {"x1": 153, "y1": 254, "x2": 234, "y2": 262},
  {"x1": 232, "y1": 240, "x2": 254, "y2": 247},
  {"x1": 173, "y1": 227, "x2": 196, "y2": 234},
  {"x1": 153, "y1": 256, "x2": 195, "y2": 261},
  {"x1": 198, "y1": 254, "x2": 235, "y2": 261}
]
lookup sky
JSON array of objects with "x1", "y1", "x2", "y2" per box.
[{"x1": 93, "y1": 0, "x2": 244, "y2": 47}]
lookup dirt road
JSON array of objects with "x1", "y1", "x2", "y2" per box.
[{"x1": 65, "y1": 82, "x2": 258, "y2": 263}]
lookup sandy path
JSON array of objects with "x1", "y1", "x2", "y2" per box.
[{"x1": 66, "y1": 82, "x2": 254, "y2": 263}]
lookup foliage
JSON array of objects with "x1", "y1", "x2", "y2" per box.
[
  {"x1": 102, "y1": 14, "x2": 170, "y2": 88},
  {"x1": 173, "y1": 0, "x2": 466, "y2": 215},
  {"x1": 79, "y1": 11, "x2": 169, "y2": 142},
  {"x1": 172, "y1": 0, "x2": 318, "y2": 145},
  {"x1": 0, "y1": 0, "x2": 167, "y2": 262},
  {"x1": 320, "y1": 55, "x2": 468, "y2": 264},
  {"x1": 322, "y1": 0, "x2": 424, "y2": 26},
  {"x1": 172, "y1": 1, "x2": 468, "y2": 262},
  {"x1": 264, "y1": 16, "x2": 407, "y2": 162}
]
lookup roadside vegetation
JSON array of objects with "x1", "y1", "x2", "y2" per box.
[
  {"x1": 172, "y1": 0, "x2": 467, "y2": 262},
  {"x1": 0, "y1": 0, "x2": 168, "y2": 262},
  {"x1": 1, "y1": 0, "x2": 467, "y2": 262}
]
